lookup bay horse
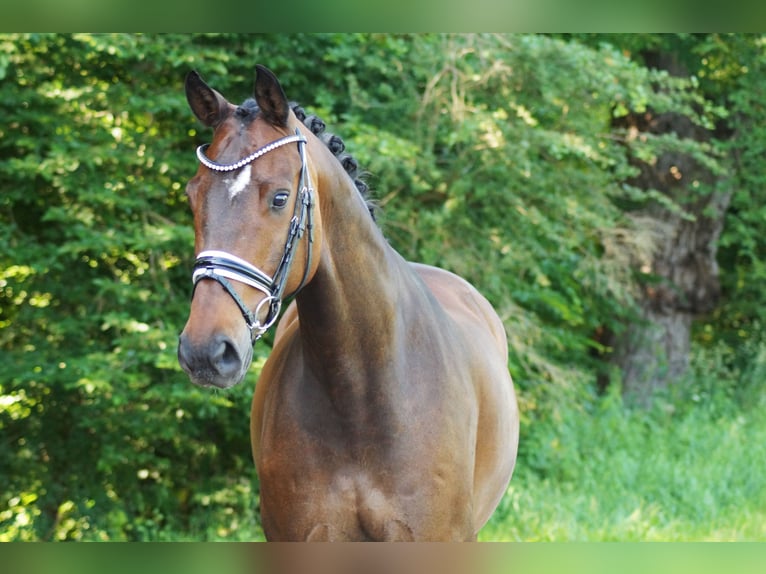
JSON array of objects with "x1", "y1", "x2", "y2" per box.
[{"x1": 177, "y1": 65, "x2": 519, "y2": 541}]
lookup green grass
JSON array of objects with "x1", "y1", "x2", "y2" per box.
[{"x1": 480, "y1": 382, "x2": 766, "y2": 541}]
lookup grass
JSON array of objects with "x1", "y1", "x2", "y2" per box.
[{"x1": 480, "y1": 378, "x2": 766, "y2": 541}]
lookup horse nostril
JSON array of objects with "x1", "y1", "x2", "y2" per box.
[
  {"x1": 178, "y1": 333, "x2": 244, "y2": 385},
  {"x1": 210, "y1": 335, "x2": 243, "y2": 379}
]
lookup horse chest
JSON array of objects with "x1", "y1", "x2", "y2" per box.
[
  {"x1": 258, "y1": 461, "x2": 470, "y2": 541},
  {"x1": 253, "y1": 352, "x2": 478, "y2": 540}
]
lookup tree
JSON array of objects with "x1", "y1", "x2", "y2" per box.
[
  {"x1": 582, "y1": 34, "x2": 766, "y2": 405},
  {"x1": 393, "y1": 35, "x2": 715, "y2": 406}
]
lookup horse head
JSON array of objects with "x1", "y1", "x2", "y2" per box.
[{"x1": 177, "y1": 66, "x2": 321, "y2": 388}]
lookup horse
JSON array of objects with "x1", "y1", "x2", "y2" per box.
[{"x1": 177, "y1": 65, "x2": 519, "y2": 541}]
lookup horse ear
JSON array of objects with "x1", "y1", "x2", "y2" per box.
[
  {"x1": 185, "y1": 70, "x2": 229, "y2": 128},
  {"x1": 254, "y1": 65, "x2": 289, "y2": 127}
]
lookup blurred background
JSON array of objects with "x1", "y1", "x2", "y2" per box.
[{"x1": 1, "y1": 33, "x2": 765, "y2": 541}]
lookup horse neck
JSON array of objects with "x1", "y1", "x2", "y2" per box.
[{"x1": 295, "y1": 150, "x2": 413, "y2": 392}]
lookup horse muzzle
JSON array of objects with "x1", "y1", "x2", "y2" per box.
[{"x1": 177, "y1": 331, "x2": 253, "y2": 389}]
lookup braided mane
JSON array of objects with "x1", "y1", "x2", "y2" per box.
[
  {"x1": 234, "y1": 98, "x2": 375, "y2": 221},
  {"x1": 290, "y1": 103, "x2": 375, "y2": 221}
]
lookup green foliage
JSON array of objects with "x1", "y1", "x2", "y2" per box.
[
  {"x1": 2, "y1": 33, "x2": 766, "y2": 541},
  {"x1": 713, "y1": 38, "x2": 766, "y2": 351},
  {"x1": 0, "y1": 33, "x2": 262, "y2": 541}
]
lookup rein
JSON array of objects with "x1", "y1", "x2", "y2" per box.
[{"x1": 191, "y1": 128, "x2": 314, "y2": 342}]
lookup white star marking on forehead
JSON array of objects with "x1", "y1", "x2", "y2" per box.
[{"x1": 227, "y1": 165, "x2": 252, "y2": 199}]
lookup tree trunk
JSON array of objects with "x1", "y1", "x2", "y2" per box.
[{"x1": 608, "y1": 52, "x2": 732, "y2": 406}]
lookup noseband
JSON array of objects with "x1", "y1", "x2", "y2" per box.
[{"x1": 191, "y1": 128, "x2": 314, "y2": 342}]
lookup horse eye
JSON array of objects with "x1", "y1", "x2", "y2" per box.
[{"x1": 272, "y1": 192, "x2": 289, "y2": 209}]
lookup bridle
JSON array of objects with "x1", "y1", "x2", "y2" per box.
[{"x1": 191, "y1": 128, "x2": 314, "y2": 343}]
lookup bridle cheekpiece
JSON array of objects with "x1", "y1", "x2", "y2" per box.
[{"x1": 191, "y1": 128, "x2": 314, "y2": 343}]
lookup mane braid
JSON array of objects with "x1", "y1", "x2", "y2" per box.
[{"x1": 290, "y1": 102, "x2": 377, "y2": 222}]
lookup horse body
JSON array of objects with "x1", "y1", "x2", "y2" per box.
[{"x1": 178, "y1": 65, "x2": 519, "y2": 541}]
